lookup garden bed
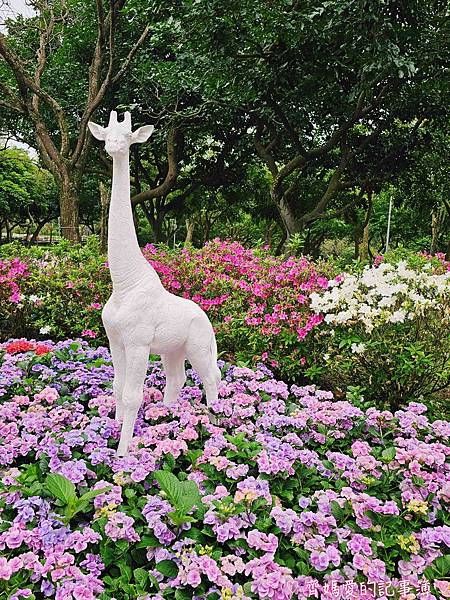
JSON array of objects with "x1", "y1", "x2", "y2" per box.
[{"x1": 0, "y1": 340, "x2": 449, "y2": 599}]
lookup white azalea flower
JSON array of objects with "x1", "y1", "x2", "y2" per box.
[
  {"x1": 389, "y1": 309, "x2": 406, "y2": 323},
  {"x1": 351, "y1": 343, "x2": 366, "y2": 354},
  {"x1": 39, "y1": 326, "x2": 51, "y2": 334}
]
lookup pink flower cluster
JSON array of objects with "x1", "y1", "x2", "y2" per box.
[
  {"x1": 0, "y1": 258, "x2": 28, "y2": 303},
  {"x1": 142, "y1": 239, "x2": 331, "y2": 370}
]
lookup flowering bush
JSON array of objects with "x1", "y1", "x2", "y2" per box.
[
  {"x1": 0, "y1": 257, "x2": 29, "y2": 335},
  {"x1": 309, "y1": 260, "x2": 450, "y2": 412},
  {"x1": 0, "y1": 238, "x2": 109, "y2": 343},
  {"x1": 0, "y1": 339, "x2": 449, "y2": 599},
  {"x1": 0, "y1": 238, "x2": 332, "y2": 379},
  {"x1": 142, "y1": 240, "x2": 330, "y2": 378}
]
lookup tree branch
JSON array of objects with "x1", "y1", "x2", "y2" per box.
[
  {"x1": 0, "y1": 31, "x2": 68, "y2": 166},
  {"x1": 254, "y1": 125, "x2": 278, "y2": 177},
  {"x1": 111, "y1": 24, "x2": 151, "y2": 86},
  {"x1": 73, "y1": 15, "x2": 150, "y2": 167},
  {"x1": 131, "y1": 128, "x2": 180, "y2": 205}
]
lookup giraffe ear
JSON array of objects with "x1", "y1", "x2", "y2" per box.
[
  {"x1": 88, "y1": 121, "x2": 107, "y2": 141},
  {"x1": 131, "y1": 125, "x2": 154, "y2": 144}
]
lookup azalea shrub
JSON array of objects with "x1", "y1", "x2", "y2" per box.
[
  {"x1": 0, "y1": 257, "x2": 29, "y2": 337},
  {"x1": 1, "y1": 339, "x2": 450, "y2": 600},
  {"x1": 309, "y1": 258, "x2": 450, "y2": 412},
  {"x1": 0, "y1": 238, "x2": 332, "y2": 380},
  {"x1": 0, "y1": 238, "x2": 109, "y2": 343}
]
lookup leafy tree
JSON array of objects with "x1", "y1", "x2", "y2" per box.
[
  {"x1": 0, "y1": 0, "x2": 150, "y2": 241},
  {"x1": 0, "y1": 146, "x2": 58, "y2": 242},
  {"x1": 151, "y1": 0, "x2": 449, "y2": 244}
]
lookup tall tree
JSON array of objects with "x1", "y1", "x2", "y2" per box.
[
  {"x1": 155, "y1": 0, "x2": 449, "y2": 240},
  {"x1": 0, "y1": 0, "x2": 150, "y2": 240}
]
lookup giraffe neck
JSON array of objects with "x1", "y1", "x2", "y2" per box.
[{"x1": 108, "y1": 152, "x2": 157, "y2": 292}]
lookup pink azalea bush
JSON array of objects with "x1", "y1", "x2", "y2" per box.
[
  {"x1": 0, "y1": 238, "x2": 332, "y2": 379},
  {"x1": 0, "y1": 258, "x2": 29, "y2": 336},
  {"x1": 0, "y1": 239, "x2": 108, "y2": 343},
  {"x1": 142, "y1": 240, "x2": 331, "y2": 377},
  {"x1": 0, "y1": 339, "x2": 449, "y2": 599},
  {"x1": 0, "y1": 257, "x2": 29, "y2": 304}
]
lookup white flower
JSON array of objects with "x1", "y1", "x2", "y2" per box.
[
  {"x1": 389, "y1": 309, "x2": 406, "y2": 323},
  {"x1": 39, "y1": 326, "x2": 51, "y2": 334},
  {"x1": 351, "y1": 343, "x2": 366, "y2": 354},
  {"x1": 323, "y1": 354, "x2": 330, "y2": 361},
  {"x1": 29, "y1": 294, "x2": 40, "y2": 303}
]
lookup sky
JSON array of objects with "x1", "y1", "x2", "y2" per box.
[
  {"x1": 0, "y1": 0, "x2": 34, "y2": 26},
  {"x1": 0, "y1": 0, "x2": 37, "y2": 155}
]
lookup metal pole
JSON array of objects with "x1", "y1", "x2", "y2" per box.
[{"x1": 385, "y1": 195, "x2": 393, "y2": 253}]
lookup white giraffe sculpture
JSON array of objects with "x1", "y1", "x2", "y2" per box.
[{"x1": 88, "y1": 111, "x2": 221, "y2": 456}]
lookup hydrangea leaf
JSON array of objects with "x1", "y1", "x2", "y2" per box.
[{"x1": 45, "y1": 473, "x2": 77, "y2": 504}]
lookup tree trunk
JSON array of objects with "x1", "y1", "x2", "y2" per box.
[
  {"x1": 152, "y1": 213, "x2": 164, "y2": 243},
  {"x1": 360, "y1": 219, "x2": 370, "y2": 261},
  {"x1": 431, "y1": 206, "x2": 445, "y2": 254},
  {"x1": 264, "y1": 221, "x2": 276, "y2": 248},
  {"x1": 184, "y1": 218, "x2": 194, "y2": 246},
  {"x1": 29, "y1": 218, "x2": 49, "y2": 245},
  {"x1": 60, "y1": 177, "x2": 80, "y2": 242},
  {"x1": 274, "y1": 191, "x2": 304, "y2": 240},
  {"x1": 5, "y1": 220, "x2": 13, "y2": 242},
  {"x1": 359, "y1": 193, "x2": 373, "y2": 261},
  {"x1": 99, "y1": 181, "x2": 109, "y2": 253}
]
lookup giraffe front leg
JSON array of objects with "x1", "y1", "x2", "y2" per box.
[{"x1": 117, "y1": 344, "x2": 150, "y2": 457}]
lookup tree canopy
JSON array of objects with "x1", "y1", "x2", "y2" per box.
[{"x1": 0, "y1": 0, "x2": 448, "y2": 254}]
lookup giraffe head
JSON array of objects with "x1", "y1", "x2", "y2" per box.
[{"x1": 88, "y1": 111, "x2": 154, "y2": 157}]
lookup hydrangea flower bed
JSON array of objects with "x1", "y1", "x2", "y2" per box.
[{"x1": 0, "y1": 340, "x2": 449, "y2": 600}]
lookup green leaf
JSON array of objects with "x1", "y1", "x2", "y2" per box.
[
  {"x1": 156, "y1": 559, "x2": 179, "y2": 578},
  {"x1": 179, "y1": 480, "x2": 202, "y2": 513},
  {"x1": 167, "y1": 511, "x2": 196, "y2": 526},
  {"x1": 134, "y1": 567, "x2": 148, "y2": 587},
  {"x1": 163, "y1": 453, "x2": 176, "y2": 471},
  {"x1": 243, "y1": 582, "x2": 253, "y2": 595},
  {"x1": 154, "y1": 471, "x2": 182, "y2": 507},
  {"x1": 175, "y1": 590, "x2": 194, "y2": 600},
  {"x1": 136, "y1": 535, "x2": 160, "y2": 549},
  {"x1": 78, "y1": 486, "x2": 112, "y2": 504},
  {"x1": 45, "y1": 473, "x2": 77, "y2": 504},
  {"x1": 119, "y1": 561, "x2": 132, "y2": 582},
  {"x1": 322, "y1": 460, "x2": 335, "y2": 470},
  {"x1": 381, "y1": 447, "x2": 396, "y2": 462},
  {"x1": 186, "y1": 449, "x2": 203, "y2": 465},
  {"x1": 330, "y1": 500, "x2": 345, "y2": 519},
  {"x1": 430, "y1": 555, "x2": 450, "y2": 577}
]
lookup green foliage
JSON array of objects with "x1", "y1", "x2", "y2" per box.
[
  {"x1": 45, "y1": 473, "x2": 111, "y2": 524},
  {"x1": 0, "y1": 148, "x2": 58, "y2": 234},
  {"x1": 154, "y1": 470, "x2": 204, "y2": 526}
]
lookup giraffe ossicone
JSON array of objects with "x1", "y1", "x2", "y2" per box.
[{"x1": 88, "y1": 111, "x2": 221, "y2": 457}]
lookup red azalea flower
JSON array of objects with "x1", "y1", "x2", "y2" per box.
[
  {"x1": 5, "y1": 340, "x2": 35, "y2": 354},
  {"x1": 35, "y1": 344, "x2": 52, "y2": 355}
]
